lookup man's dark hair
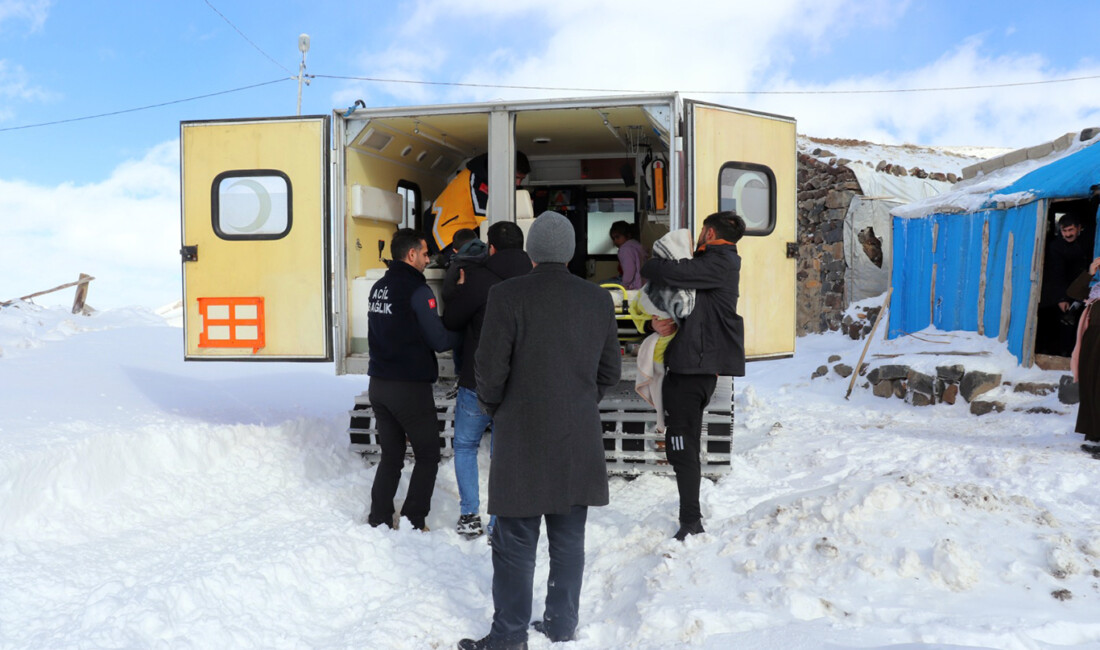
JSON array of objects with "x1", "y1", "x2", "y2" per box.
[
  {"x1": 1060, "y1": 214, "x2": 1082, "y2": 229},
  {"x1": 703, "y1": 211, "x2": 746, "y2": 243},
  {"x1": 609, "y1": 220, "x2": 636, "y2": 239},
  {"x1": 516, "y1": 151, "x2": 531, "y2": 175},
  {"x1": 450, "y1": 228, "x2": 478, "y2": 250},
  {"x1": 391, "y1": 228, "x2": 426, "y2": 261},
  {"x1": 487, "y1": 221, "x2": 524, "y2": 250}
]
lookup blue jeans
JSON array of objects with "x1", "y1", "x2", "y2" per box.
[{"x1": 453, "y1": 386, "x2": 493, "y2": 516}]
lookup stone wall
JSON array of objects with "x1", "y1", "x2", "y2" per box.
[{"x1": 796, "y1": 152, "x2": 860, "y2": 334}]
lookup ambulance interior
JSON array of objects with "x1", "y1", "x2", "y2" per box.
[{"x1": 340, "y1": 103, "x2": 674, "y2": 372}]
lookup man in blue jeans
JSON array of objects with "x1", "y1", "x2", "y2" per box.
[{"x1": 442, "y1": 221, "x2": 531, "y2": 538}]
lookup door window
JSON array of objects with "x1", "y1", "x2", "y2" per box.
[
  {"x1": 212, "y1": 170, "x2": 292, "y2": 240},
  {"x1": 718, "y1": 163, "x2": 775, "y2": 236}
]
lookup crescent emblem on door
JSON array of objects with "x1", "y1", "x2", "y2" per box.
[{"x1": 227, "y1": 178, "x2": 272, "y2": 233}]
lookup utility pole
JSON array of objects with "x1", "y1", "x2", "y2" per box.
[{"x1": 296, "y1": 33, "x2": 310, "y2": 115}]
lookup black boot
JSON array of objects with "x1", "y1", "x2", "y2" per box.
[
  {"x1": 674, "y1": 519, "x2": 705, "y2": 541},
  {"x1": 456, "y1": 634, "x2": 528, "y2": 650},
  {"x1": 532, "y1": 620, "x2": 574, "y2": 643}
]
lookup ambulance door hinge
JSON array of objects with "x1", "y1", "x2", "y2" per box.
[
  {"x1": 181, "y1": 245, "x2": 198, "y2": 263},
  {"x1": 786, "y1": 242, "x2": 798, "y2": 259}
]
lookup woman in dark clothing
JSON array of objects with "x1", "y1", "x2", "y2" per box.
[{"x1": 1068, "y1": 255, "x2": 1100, "y2": 456}]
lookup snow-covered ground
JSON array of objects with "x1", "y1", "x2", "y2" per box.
[{"x1": 2, "y1": 303, "x2": 1099, "y2": 649}]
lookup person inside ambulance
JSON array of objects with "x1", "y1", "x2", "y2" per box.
[{"x1": 429, "y1": 151, "x2": 530, "y2": 253}]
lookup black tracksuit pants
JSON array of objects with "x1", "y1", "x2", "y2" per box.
[
  {"x1": 662, "y1": 371, "x2": 718, "y2": 524},
  {"x1": 367, "y1": 378, "x2": 441, "y2": 529}
]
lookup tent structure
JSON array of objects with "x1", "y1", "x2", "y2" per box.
[{"x1": 889, "y1": 131, "x2": 1100, "y2": 366}]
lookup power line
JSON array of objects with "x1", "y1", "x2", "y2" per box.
[
  {"x1": 314, "y1": 72, "x2": 1100, "y2": 95},
  {"x1": 3, "y1": 68, "x2": 1098, "y2": 135},
  {"x1": 0, "y1": 79, "x2": 290, "y2": 133},
  {"x1": 202, "y1": 0, "x2": 293, "y2": 75}
]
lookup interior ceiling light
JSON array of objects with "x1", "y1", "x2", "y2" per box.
[{"x1": 533, "y1": 137, "x2": 552, "y2": 144}]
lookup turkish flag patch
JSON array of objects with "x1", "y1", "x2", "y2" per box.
[{"x1": 428, "y1": 297, "x2": 437, "y2": 310}]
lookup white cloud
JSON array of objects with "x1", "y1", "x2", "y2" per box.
[
  {"x1": 0, "y1": 0, "x2": 50, "y2": 31},
  {"x1": 0, "y1": 141, "x2": 181, "y2": 309},
  {"x1": 0, "y1": 59, "x2": 51, "y2": 103},
  {"x1": 337, "y1": 0, "x2": 1100, "y2": 149}
]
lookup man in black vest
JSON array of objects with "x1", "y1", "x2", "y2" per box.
[
  {"x1": 366, "y1": 228, "x2": 459, "y2": 531},
  {"x1": 642, "y1": 211, "x2": 746, "y2": 542}
]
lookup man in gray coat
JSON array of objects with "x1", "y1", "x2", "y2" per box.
[{"x1": 458, "y1": 211, "x2": 621, "y2": 650}]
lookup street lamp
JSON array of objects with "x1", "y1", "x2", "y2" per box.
[{"x1": 297, "y1": 33, "x2": 310, "y2": 115}]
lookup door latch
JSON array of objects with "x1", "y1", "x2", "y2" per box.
[{"x1": 180, "y1": 245, "x2": 198, "y2": 262}]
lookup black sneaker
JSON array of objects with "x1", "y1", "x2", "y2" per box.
[
  {"x1": 457, "y1": 513, "x2": 484, "y2": 538},
  {"x1": 1082, "y1": 442, "x2": 1100, "y2": 454},
  {"x1": 531, "y1": 620, "x2": 574, "y2": 643},
  {"x1": 457, "y1": 634, "x2": 528, "y2": 649},
  {"x1": 674, "y1": 519, "x2": 705, "y2": 541}
]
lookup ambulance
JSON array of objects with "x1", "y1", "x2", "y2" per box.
[{"x1": 179, "y1": 92, "x2": 796, "y2": 474}]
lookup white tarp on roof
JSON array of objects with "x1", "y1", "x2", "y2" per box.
[{"x1": 843, "y1": 168, "x2": 952, "y2": 303}]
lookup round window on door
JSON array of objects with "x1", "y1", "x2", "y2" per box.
[
  {"x1": 718, "y1": 163, "x2": 775, "y2": 236},
  {"x1": 212, "y1": 170, "x2": 293, "y2": 240}
]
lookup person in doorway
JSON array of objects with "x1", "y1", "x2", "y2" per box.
[
  {"x1": 1038, "y1": 214, "x2": 1092, "y2": 356},
  {"x1": 430, "y1": 151, "x2": 530, "y2": 252},
  {"x1": 458, "y1": 212, "x2": 620, "y2": 650},
  {"x1": 609, "y1": 220, "x2": 648, "y2": 290},
  {"x1": 442, "y1": 221, "x2": 532, "y2": 539},
  {"x1": 640, "y1": 211, "x2": 746, "y2": 541},
  {"x1": 365, "y1": 228, "x2": 460, "y2": 531},
  {"x1": 1068, "y1": 256, "x2": 1100, "y2": 458}
]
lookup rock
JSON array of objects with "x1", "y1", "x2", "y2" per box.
[
  {"x1": 969, "y1": 400, "x2": 1005, "y2": 416},
  {"x1": 834, "y1": 363, "x2": 853, "y2": 378},
  {"x1": 872, "y1": 380, "x2": 894, "y2": 398},
  {"x1": 1059, "y1": 375, "x2": 1080, "y2": 405},
  {"x1": 911, "y1": 392, "x2": 935, "y2": 407},
  {"x1": 907, "y1": 370, "x2": 935, "y2": 396},
  {"x1": 1013, "y1": 382, "x2": 1057, "y2": 396},
  {"x1": 893, "y1": 380, "x2": 908, "y2": 400},
  {"x1": 1051, "y1": 589, "x2": 1073, "y2": 601},
  {"x1": 812, "y1": 365, "x2": 828, "y2": 379},
  {"x1": 828, "y1": 354, "x2": 841, "y2": 363},
  {"x1": 941, "y1": 383, "x2": 959, "y2": 405},
  {"x1": 936, "y1": 364, "x2": 965, "y2": 382},
  {"x1": 848, "y1": 322, "x2": 862, "y2": 340},
  {"x1": 959, "y1": 371, "x2": 1001, "y2": 403},
  {"x1": 867, "y1": 364, "x2": 910, "y2": 384},
  {"x1": 1024, "y1": 407, "x2": 1055, "y2": 414}
]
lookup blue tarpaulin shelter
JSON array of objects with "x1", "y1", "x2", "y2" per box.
[{"x1": 890, "y1": 139, "x2": 1100, "y2": 365}]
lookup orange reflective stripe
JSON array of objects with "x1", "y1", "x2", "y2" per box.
[{"x1": 197, "y1": 296, "x2": 266, "y2": 353}]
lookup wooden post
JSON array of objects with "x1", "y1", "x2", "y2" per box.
[
  {"x1": 846, "y1": 287, "x2": 892, "y2": 400},
  {"x1": 0, "y1": 275, "x2": 95, "y2": 309},
  {"x1": 71, "y1": 273, "x2": 93, "y2": 314}
]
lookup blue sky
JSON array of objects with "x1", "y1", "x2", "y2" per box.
[{"x1": 2, "y1": 0, "x2": 1100, "y2": 308}]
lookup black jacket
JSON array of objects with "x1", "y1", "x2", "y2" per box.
[
  {"x1": 641, "y1": 242, "x2": 745, "y2": 377},
  {"x1": 442, "y1": 248, "x2": 532, "y2": 389},
  {"x1": 1042, "y1": 235, "x2": 1092, "y2": 306},
  {"x1": 367, "y1": 260, "x2": 458, "y2": 382}
]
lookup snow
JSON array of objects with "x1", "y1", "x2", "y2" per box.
[
  {"x1": 798, "y1": 135, "x2": 1008, "y2": 179},
  {"x1": 892, "y1": 134, "x2": 1100, "y2": 220},
  {"x1": 2, "y1": 302, "x2": 1100, "y2": 649}
]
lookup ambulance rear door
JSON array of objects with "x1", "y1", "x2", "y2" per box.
[
  {"x1": 180, "y1": 116, "x2": 332, "y2": 361},
  {"x1": 684, "y1": 100, "x2": 797, "y2": 359}
]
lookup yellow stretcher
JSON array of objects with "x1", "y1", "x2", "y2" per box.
[{"x1": 601, "y1": 283, "x2": 650, "y2": 344}]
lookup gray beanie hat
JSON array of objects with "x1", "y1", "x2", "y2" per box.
[{"x1": 526, "y1": 211, "x2": 575, "y2": 264}]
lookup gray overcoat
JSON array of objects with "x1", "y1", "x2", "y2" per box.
[{"x1": 475, "y1": 263, "x2": 621, "y2": 517}]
